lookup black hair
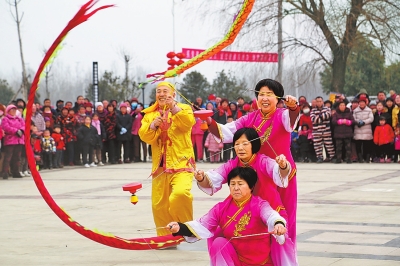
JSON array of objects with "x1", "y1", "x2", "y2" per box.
[
  {"x1": 237, "y1": 96, "x2": 244, "y2": 100},
  {"x1": 377, "y1": 91, "x2": 385, "y2": 96},
  {"x1": 379, "y1": 116, "x2": 387, "y2": 121},
  {"x1": 227, "y1": 167, "x2": 258, "y2": 190},
  {"x1": 299, "y1": 95, "x2": 307, "y2": 100},
  {"x1": 315, "y1": 96, "x2": 323, "y2": 100},
  {"x1": 301, "y1": 124, "x2": 309, "y2": 130},
  {"x1": 56, "y1": 100, "x2": 64, "y2": 104},
  {"x1": 53, "y1": 124, "x2": 61, "y2": 129},
  {"x1": 254, "y1": 79, "x2": 284, "y2": 98},
  {"x1": 386, "y1": 98, "x2": 394, "y2": 102},
  {"x1": 233, "y1": 127, "x2": 261, "y2": 154},
  {"x1": 324, "y1": 100, "x2": 332, "y2": 106},
  {"x1": 43, "y1": 98, "x2": 50, "y2": 102},
  {"x1": 76, "y1": 95, "x2": 83, "y2": 100}
]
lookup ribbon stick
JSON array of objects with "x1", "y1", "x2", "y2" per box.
[{"x1": 24, "y1": 0, "x2": 183, "y2": 250}]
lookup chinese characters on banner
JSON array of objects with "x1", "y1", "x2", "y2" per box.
[{"x1": 182, "y1": 48, "x2": 280, "y2": 63}]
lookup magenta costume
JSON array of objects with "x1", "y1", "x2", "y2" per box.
[
  {"x1": 182, "y1": 195, "x2": 292, "y2": 266},
  {"x1": 199, "y1": 153, "x2": 298, "y2": 266},
  {"x1": 208, "y1": 107, "x2": 299, "y2": 244}
]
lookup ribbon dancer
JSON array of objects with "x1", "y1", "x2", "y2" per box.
[{"x1": 166, "y1": 167, "x2": 288, "y2": 266}]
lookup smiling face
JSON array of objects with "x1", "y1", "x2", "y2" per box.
[
  {"x1": 229, "y1": 176, "x2": 252, "y2": 202},
  {"x1": 257, "y1": 86, "x2": 278, "y2": 114},
  {"x1": 156, "y1": 85, "x2": 175, "y2": 108},
  {"x1": 234, "y1": 134, "x2": 253, "y2": 161}
]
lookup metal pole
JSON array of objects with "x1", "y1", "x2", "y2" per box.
[
  {"x1": 142, "y1": 84, "x2": 145, "y2": 106},
  {"x1": 276, "y1": 0, "x2": 283, "y2": 83},
  {"x1": 93, "y1": 62, "x2": 99, "y2": 103}
]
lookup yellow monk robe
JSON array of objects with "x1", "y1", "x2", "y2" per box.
[{"x1": 139, "y1": 100, "x2": 195, "y2": 236}]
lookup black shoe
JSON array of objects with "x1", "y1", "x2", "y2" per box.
[
  {"x1": 118, "y1": 159, "x2": 123, "y2": 164},
  {"x1": 2, "y1": 172, "x2": 8, "y2": 179},
  {"x1": 316, "y1": 158, "x2": 323, "y2": 163},
  {"x1": 335, "y1": 159, "x2": 342, "y2": 164},
  {"x1": 12, "y1": 172, "x2": 23, "y2": 178},
  {"x1": 324, "y1": 158, "x2": 331, "y2": 163},
  {"x1": 124, "y1": 159, "x2": 130, "y2": 163},
  {"x1": 346, "y1": 159, "x2": 352, "y2": 164}
]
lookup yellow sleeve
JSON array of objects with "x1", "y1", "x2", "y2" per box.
[
  {"x1": 392, "y1": 107, "x2": 398, "y2": 129},
  {"x1": 138, "y1": 112, "x2": 161, "y2": 145},
  {"x1": 172, "y1": 103, "x2": 195, "y2": 131}
]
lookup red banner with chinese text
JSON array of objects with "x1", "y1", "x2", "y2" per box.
[{"x1": 182, "y1": 48, "x2": 279, "y2": 63}]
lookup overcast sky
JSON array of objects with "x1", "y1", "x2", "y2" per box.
[{"x1": 0, "y1": 0, "x2": 258, "y2": 85}]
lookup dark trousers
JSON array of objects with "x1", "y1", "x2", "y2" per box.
[
  {"x1": 118, "y1": 140, "x2": 130, "y2": 161},
  {"x1": 42, "y1": 152, "x2": 54, "y2": 169},
  {"x1": 20, "y1": 144, "x2": 28, "y2": 172},
  {"x1": 105, "y1": 139, "x2": 117, "y2": 163},
  {"x1": 223, "y1": 143, "x2": 233, "y2": 162},
  {"x1": 132, "y1": 135, "x2": 147, "y2": 161},
  {"x1": 54, "y1": 150, "x2": 63, "y2": 167},
  {"x1": 335, "y1": 138, "x2": 351, "y2": 161},
  {"x1": 82, "y1": 144, "x2": 94, "y2": 165},
  {"x1": 2, "y1": 145, "x2": 22, "y2": 174},
  {"x1": 355, "y1": 139, "x2": 373, "y2": 161},
  {"x1": 74, "y1": 140, "x2": 82, "y2": 165},
  {"x1": 66, "y1": 142, "x2": 74, "y2": 164},
  {"x1": 376, "y1": 143, "x2": 392, "y2": 159}
]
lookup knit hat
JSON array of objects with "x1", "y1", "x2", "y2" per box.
[
  {"x1": 6, "y1": 104, "x2": 17, "y2": 114},
  {"x1": 358, "y1": 95, "x2": 367, "y2": 103},
  {"x1": 131, "y1": 97, "x2": 138, "y2": 103},
  {"x1": 44, "y1": 117, "x2": 51, "y2": 122},
  {"x1": 208, "y1": 94, "x2": 216, "y2": 101},
  {"x1": 84, "y1": 102, "x2": 93, "y2": 108},
  {"x1": 243, "y1": 103, "x2": 251, "y2": 112},
  {"x1": 95, "y1": 102, "x2": 103, "y2": 109},
  {"x1": 119, "y1": 103, "x2": 128, "y2": 108}
]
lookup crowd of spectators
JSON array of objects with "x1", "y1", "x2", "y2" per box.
[
  {"x1": 292, "y1": 89, "x2": 400, "y2": 164},
  {"x1": 0, "y1": 88, "x2": 399, "y2": 179}
]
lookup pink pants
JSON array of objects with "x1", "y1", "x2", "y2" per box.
[
  {"x1": 209, "y1": 237, "x2": 241, "y2": 266},
  {"x1": 191, "y1": 134, "x2": 204, "y2": 160},
  {"x1": 209, "y1": 151, "x2": 220, "y2": 162}
]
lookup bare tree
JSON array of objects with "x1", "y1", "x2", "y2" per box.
[
  {"x1": 192, "y1": 0, "x2": 400, "y2": 93},
  {"x1": 8, "y1": 0, "x2": 29, "y2": 100},
  {"x1": 42, "y1": 48, "x2": 56, "y2": 100}
]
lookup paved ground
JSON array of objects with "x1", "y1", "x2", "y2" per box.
[{"x1": 1, "y1": 161, "x2": 400, "y2": 266}]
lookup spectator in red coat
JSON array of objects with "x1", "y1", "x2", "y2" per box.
[
  {"x1": 298, "y1": 103, "x2": 312, "y2": 130},
  {"x1": 51, "y1": 125, "x2": 65, "y2": 168},
  {"x1": 374, "y1": 116, "x2": 395, "y2": 163}
]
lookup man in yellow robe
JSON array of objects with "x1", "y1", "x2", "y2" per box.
[{"x1": 139, "y1": 81, "x2": 195, "y2": 236}]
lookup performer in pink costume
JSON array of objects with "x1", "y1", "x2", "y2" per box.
[
  {"x1": 208, "y1": 79, "x2": 300, "y2": 244},
  {"x1": 195, "y1": 127, "x2": 298, "y2": 266},
  {"x1": 167, "y1": 167, "x2": 289, "y2": 266}
]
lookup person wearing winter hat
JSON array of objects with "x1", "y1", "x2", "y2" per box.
[
  {"x1": 353, "y1": 95, "x2": 374, "y2": 163},
  {"x1": 139, "y1": 81, "x2": 195, "y2": 237},
  {"x1": 1, "y1": 105, "x2": 25, "y2": 179},
  {"x1": 116, "y1": 103, "x2": 132, "y2": 164}
]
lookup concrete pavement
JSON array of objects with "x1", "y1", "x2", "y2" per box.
[{"x1": 1, "y1": 161, "x2": 400, "y2": 265}]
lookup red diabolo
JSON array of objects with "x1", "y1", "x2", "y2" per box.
[{"x1": 122, "y1": 182, "x2": 142, "y2": 205}]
